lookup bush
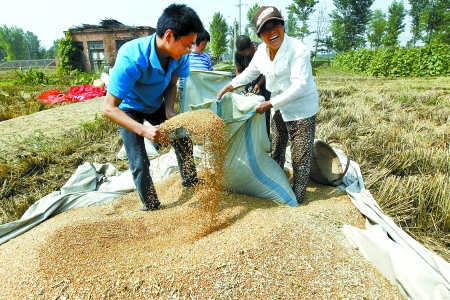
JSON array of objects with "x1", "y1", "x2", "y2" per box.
[
  {"x1": 13, "y1": 68, "x2": 58, "y2": 85},
  {"x1": 332, "y1": 44, "x2": 450, "y2": 77},
  {"x1": 56, "y1": 29, "x2": 83, "y2": 76}
]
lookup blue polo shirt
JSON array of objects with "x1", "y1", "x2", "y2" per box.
[{"x1": 108, "y1": 33, "x2": 190, "y2": 114}]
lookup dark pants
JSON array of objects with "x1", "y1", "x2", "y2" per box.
[
  {"x1": 264, "y1": 110, "x2": 271, "y2": 138},
  {"x1": 270, "y1": 110, "x2": 316, "y2": 203},
  {"x1": 119, "y1": 103, "x2": 197, "y2": 207}
]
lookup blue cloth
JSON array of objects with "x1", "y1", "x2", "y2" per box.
[{"x1": 108, "y1": 33, "x2": 190, "y2": 114}]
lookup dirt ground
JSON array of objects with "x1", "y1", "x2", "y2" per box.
[
  {"x1": 0, "y1": 97, "x2": 404, "y2": 299},
  {"x1": 0, "y1": 96, "x2": 104, "y2": 154}
]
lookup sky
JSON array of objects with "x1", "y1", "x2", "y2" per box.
[{"x1": 2, "y1": 0, "x2": 412, "y2": 50}]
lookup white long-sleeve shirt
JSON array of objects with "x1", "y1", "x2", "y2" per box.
[{"x1": 229, "y1": 34, "x2": 319, "y2": 121}]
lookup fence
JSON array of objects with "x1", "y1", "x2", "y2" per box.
[{"x1": 0, "y1": 59, "x2": 56, "y2": 70}]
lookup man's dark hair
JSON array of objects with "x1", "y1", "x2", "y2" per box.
[
  {"x1": 235, "y1": 35, "x2": 252, "y2": 52},
  {"x1": 195, "y1": 30, "x2": 210, "y2": 45},
  {"x1": 156, "y1": 3, "x2": 204, "y2": 38}
]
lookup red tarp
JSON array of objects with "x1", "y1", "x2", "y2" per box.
[{"x1": 37, "y1": 84, "x2": 106, "y2": 105}]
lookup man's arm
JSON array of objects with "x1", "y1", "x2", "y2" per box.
[
  {"x1": 253, "y1": 75, "x2": 266, "y2": 95},
  {"x1": 164, "y1": 75, "x2": 179, "y2": 119},
  {"x1": 235, "y1": 65, "x2": 243, "y2": 76},
  {"x1": 103, "y1": 91, "x2": 161, "y2": 142}
]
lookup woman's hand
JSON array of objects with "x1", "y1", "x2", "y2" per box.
[{"x1": 253, "y1": 101, "x2": 272, "y2": 114}]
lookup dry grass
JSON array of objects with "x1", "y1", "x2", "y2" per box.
[
  {"x1": 314, "y1": 67, "x2": 450, "y2": 260},
  {"x1": 0, "y1": 98, "x2": 123, "y2": 224}
]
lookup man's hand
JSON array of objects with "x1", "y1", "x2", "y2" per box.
[
  {"x1": 166, "y1": 108, "x2": 177, "y2": 119},
  {"x1": 254, "y1": 101, "x2": 272, "y2": 114},
  {"x1": 217, "y1": 83, "x2": 233, "y2": 99},
  {"x1": 142, "y1": 125, "x2": 161, "y2": 143},
  {"x1": 253, "y1": 84, "x2": 260, "y2": 95}
]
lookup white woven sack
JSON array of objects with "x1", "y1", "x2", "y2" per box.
[{"x1": 191, "y1": 92, "x2": 297, "y2": 206}]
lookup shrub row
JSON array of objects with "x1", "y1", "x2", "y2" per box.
[{"x1": 331, "y1": 44, "x2": 450, "y2": 77}]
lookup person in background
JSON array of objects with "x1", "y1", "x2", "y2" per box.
[
  {"x1": 217, "y1": 6, "x2": 319, "y2": 204},
  {"x1": 103, "y1": 3, "x2": 204, "y2": 211},
  {"x1": 234, "y1": 35, "x2": 271, "y2": 137},
  {"x1": 177, "y1": 30, "x2": 213, "y2": 104}
]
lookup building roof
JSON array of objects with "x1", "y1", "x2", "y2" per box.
[{"x1": 72, "y1": 18, "x2": 132, "y2": 30}]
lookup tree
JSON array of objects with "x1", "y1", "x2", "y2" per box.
[
  {"x1": 228, "y1": 21, "x2": 239, "y2": 53},
  {"x1": 329, "y1": 0, "x2": 374, "y2": 52},
  {"x1": 0, "y1": 45, "x2": 5, "y2": 60},
  {"x1": 0, "y1": 25, "x2": 27, "y2": 60},
  {"x1": 422, "y1": 0, "x2": 450, "y2": 44},
  {"x1": 430, "y1": 0, "x2": 450, "y2": 44},
  {"x1": 382, "y1": 0, "x2": 407, "y2": 47},
  {"x1": 24, "y1": 31, "x2": 45, "y2": 59},
  {"x1": 285, "y1": 10, "x2": 300, "y2": 37},
  {"x1": 321, "y1": 36, "x2": 334, "y2": 56},
  {"x1": 246, "y1": 4, "x2": 260, "y2": 40},
  {"x1": 367, "y1": 9, "x2": 387, "y2": 48},
  {"x1": 286, "y1": 0, "x2": 319, "y2": 41},
  {"x1": 45, "y1": 40, "x2": 59, "y2": 59},
  {"x1": 408, "y1": 0, "x2": 429, "y2": 45},
  {"x1": 313, "y1": 3, "x2": 330, "y2": 54},
  {"x1": 209, "y1": 13, "x2": 229, "y2": 59},
  {"x1": 420, "y1": 0, "x2": 438, "y2": 43},
  {"x1": 408, "y1": 0, "x2": 449, "y2": 45},
  {"x1": 0, "y1": 25, "x2": 48, "y2": 60}
]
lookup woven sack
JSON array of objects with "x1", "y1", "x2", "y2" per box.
[{"x1": 309, "y1": 139, "x2": 350, "y2": 187}]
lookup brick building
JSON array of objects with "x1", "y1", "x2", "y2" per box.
[{"x1": 67, "y1": 19, "x2": 155, "y2": 73}]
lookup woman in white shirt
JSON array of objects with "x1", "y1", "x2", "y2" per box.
[{"x1": 217, "y1": 6, "x2": 319, "y2": 204}]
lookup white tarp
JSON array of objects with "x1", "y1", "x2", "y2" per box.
[
  {"x1": 1, "y1": 142, "x2": 450, "y2": 299},
  {"x1": 0, "y1": 149, "x2": 187, "y2": 246},
  {"x1": 332, "y1": 149, "x2": 450, "y2": 300},
  {"x1": 0, "y1": 162, "x2": 128, "y2": 245}
]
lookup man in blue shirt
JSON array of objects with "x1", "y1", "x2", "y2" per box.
[{"x1": 103, "y1": 3, "x2": 204, "y2": 211}]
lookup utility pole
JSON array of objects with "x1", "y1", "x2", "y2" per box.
[
  {"x1": 233, "y1": 19, "x2": 237, "y2": 65},
  {"x1": 235, "y1": 0, "x2": 246, "y2": 35},
  {"x1": 239, "y1": 0, "x2": 241, "y2": 35},
  {"x1": 26, "y1": 41, "x2": 31, "y2": 60}
]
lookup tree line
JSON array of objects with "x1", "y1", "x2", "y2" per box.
[
  {"x1": 208, "y1": 0, "x2": 449, "y2": 59},
  {"x1": 0, "y1": 26, "x2": 58, "y2": 61},
  {"x1": 1, "y1": 0, "x2": 448, "y2": 63}
]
